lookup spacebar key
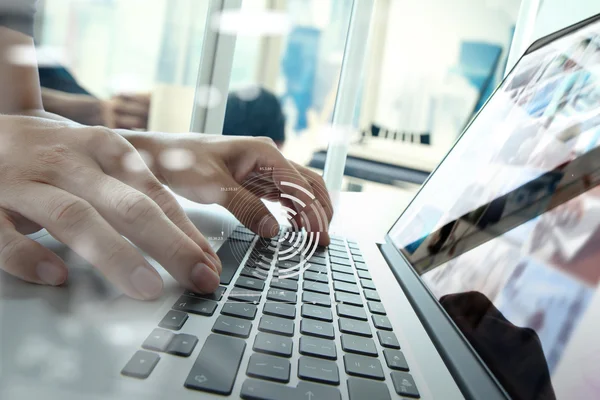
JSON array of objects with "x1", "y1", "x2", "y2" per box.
[{"x1": 184, "y1": 334, "x2": 246, "y2": 395}]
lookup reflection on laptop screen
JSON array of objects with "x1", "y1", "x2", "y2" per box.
[{"x1": 389, "y1": 17, "x2": 600, "y2": 399}]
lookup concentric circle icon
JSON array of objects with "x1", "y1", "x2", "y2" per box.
[{"x1": 222, "y1": 169, "x2": 330, "y2": 282}]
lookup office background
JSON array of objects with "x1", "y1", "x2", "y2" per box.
[{"x1": 32, "y1": 0, "x2": 598, "y2": 199}]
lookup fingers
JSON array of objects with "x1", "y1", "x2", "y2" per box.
[
  {"x1": 0, "y1": 212, "x2": 68, "y2": 286},
  {"x1": 110, "y1": 95, "x2": 149, "y2": 129},
  {"x1": 9, "y1": 183, "x2": 164, "y2": 300},
  {"x1": 258, "y1": 146, "x2": 331, "y2": 246},
  {"x1": 58, "y1": 166, "x2": 220, "y2": 293},
  {"x1": 115, "y1": 166, "x2": 222, "y2": 274},
  {"x1": 290, "y1": 161, "x2": 334, "y2": 222},
  {"x1": 220, "y1": 174, "x2": 280, "y2": 238}
]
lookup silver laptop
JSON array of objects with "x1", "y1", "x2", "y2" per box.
[{"x1": 2, "y1": 13, "x2": 600, "y2": 400}]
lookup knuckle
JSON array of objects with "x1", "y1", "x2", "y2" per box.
[
  {"x1": 256, "y1": 136, "x2": 277, "y2": 148},
  {"x1": 0, "y1": 234, "x2": 24, "y2": 266},
  {"x1": 165, "y1": 233, "x2": 189, "y2": 262},
  {"x1": 48, "y1": 197, "x2": 94, "y2": 230},
  {"x1": 114, "y1": 190, "x2": 158, "y2": 226}
]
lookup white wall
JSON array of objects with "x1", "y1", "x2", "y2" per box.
[
  {"x1": 372, "y1": 0, "x2": 520, "y2": 135},
  {"x1": 534, "y1": 0, "x2": 600, "y2": 41}
]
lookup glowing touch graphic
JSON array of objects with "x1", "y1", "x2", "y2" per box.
[{"x1": 223, "y1": 171, "x2": 329, "y2": 284}]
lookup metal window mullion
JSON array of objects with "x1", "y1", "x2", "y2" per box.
[
  {"x1": 190, "y1": 0, "x2": 242, "y2": 134},
  {"x1": 322, "y1": 0, "x2": 374, "y2": 191}
]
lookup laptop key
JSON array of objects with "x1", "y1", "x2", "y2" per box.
[
  {"x1": 298, "y1": 356, "x2": 340, "y2": 385},
  {"x1": 217, "y1": 239, "x2": 245, "y2": 285},
  {"x1": 360, "y1": 279, "x2": 376, "y2": 290},
  {"x1": 274, "y1": 270, "x2": 300, "y2": 281},
  {"x1": 383, "y1": 349, "x2": 409, "y2": 371},
  {"x1": 142, "y1": 328, "x2": 174, "y2": 352},
  {"x1": 329, "y1": 244, "x2": 347, "y2": 253},
  {"x1": 368, "y1": 301, "x2": 386, "y2": 315},
  {"x1": 229, "y1": 288, "x2": 262, "y2": 305},
  {"x1": 303, "y1": 291, "x2": 331, "y2": 307},
  {"x1": 302, "y1": 304, "x2": 333, "y2": 322},
  {"x1": 372, "y1": 315, "x2": 393, "y2": 330},
  {"x1": 300, "y1": 319, "x2": 335, "y2": 339},
  {"x1": 266, "y1": 288, "x2": 297, "y2": 303},
  {"x1": 263, "y1": 302, "x2": 296, "y2": 319},
  {"x1": 240, "y1": 267, "x2": 267, "y2": 280},
  {"x1": 329, "y1": 250, "x2": 348, "y2": 259},
  {"x1": 235, "y1": 277, "x2": 265, "y2": 291},
  {"x1": 330, "y1": 256, "x2": 351, "y2": 266},
  {"x1": 172, "y1": 296, "x2": 218, "y2": 317},
  {"x1": 240, "y1": 378, "x2": 296, "y2": 400},
  {"x1": 344, "y1": 354, "x2": 384, "y2": 380},
  {"x1": 297, "y1": 381, "x2": 342, "y2": 400},
  {"x1": 330, "y1": 237, "x2": 345, "y2": 246},
  {"x1": 270, "y1": 278, "x2": 298, "y2": 292},
  {"x1": 246, "y1": 353, "x2": 291, "y2": 383},
  {"x1": 391, "y1": 371, "x2": 420, "y2": 398},
  {"x1": 221, "y1": 302, "x2": 258, "y2": 320},
  {"x1": 230, "y1": 231, "x2": 255, "y2": 242},
  {"x1": 307, "y1": 264, "x2": 328, "y2": 274},
  {"x1": 332, "y1": 272, "x2": 356, "y2": 284},
  {"x1": 184, "y1": 334, "x2": 246, "y2": 395},
  {"x1": 258, "y1": 315, "x2": 295, "y2": 337},
  {"x1": 341, "y1": 334, "x2": 378, "y2": 357},
  {"x1": 184, "y1": 285, "x2": 227, "y2": 301},
  {"x1": 364, "y1": 290, "x2": 380, "y2": 302},
  {"x1": 331, "y1": 264, "x2": 353, "y2": 275},
  {"x1": 121, "y1": 350, "x2": 160, "y2": 379},
  {"x1": 354, "y1": 262, "x2": 368, "y2": 271},
  {"x1": 159, "y1": 310, "x2": 188, "y2": 331},
  {"x1": 304, "y1": 271, "x2": 329, "y2": 284},
  {"x1": 166, "y1": 333, "x2": 198, "y2": 357},
  {"x1": 357, "y1": 270, "x2": 371, "y2": 280},
  {"x1": 347, "y1": 378, "x2": 391, "y2": 400},
  {"x1": 333, "y1": 281, "x2": 360, "y2": 295},
  {"x1": 354, "y1": 256, "x2": 365, "y2": 263},
  {"x1": 334, "y1": 292, "x2": 362, "y2": 307},
  {"x1": 307, "y1": 256, "x2": 327, "y2": 266},
  {"x1": 253, "y1": 332, "x2": 293, "y2": 357},
  {"x1": 350, "y1": 248, "x2": 362, "y2": 256},
  {"x1": 337, "y1": 304, "x2": 367, "y2": 321},
  {"x1": 212, "y1": 315, "x2": 252, "y2": 338},
  {"x1": 303, "y1": 281, "x2": 330, "y2": 294},
  {"x1": 339, "y1": 318, "x2": 372, "y2": 337},
  {"x1": 347, "y1": 241, "x2": 359, "y2": 250},
  {"x1": 377, "y1": 331, "x2": 400, "y2": 349},
  {"x1": 299, "y1": 336, "x2": 337, "y2": 360}
]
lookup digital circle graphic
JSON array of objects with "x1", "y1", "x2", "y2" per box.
[{"x1": 222, "y1": 169, "x2": 330, "y2": 283}]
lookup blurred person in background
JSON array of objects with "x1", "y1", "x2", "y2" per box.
[{"x1": 38, "y1": 64, "x2": 151, "y2": 130}]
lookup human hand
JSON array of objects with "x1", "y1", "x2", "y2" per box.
[
  {"x1": 0, "y1": 115, "x2": 222, "y2": 299},
  {"x1": 105, "y1": 93, "x2": 151, "y2": 130},
  {"x1": 123, "y1": 133, "x2": 334, "y2": 246}
]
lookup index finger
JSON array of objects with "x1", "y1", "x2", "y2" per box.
[{"x1": 260, "y1": 150, "x2": 331, "y2": 246}]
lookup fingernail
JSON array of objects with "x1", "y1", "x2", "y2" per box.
[
  {"x1": 191, "y1": 263, "x2": 220, "y2": 293},
  {"x1": 206, "y1": 254, "x2": 222, "y2": 275},
  {"x1": 130, "y1": 266, "x2": 163, "y2": 300},
  {"x1": 36, "y1": 262, "x2": 66, "y2": 286}
]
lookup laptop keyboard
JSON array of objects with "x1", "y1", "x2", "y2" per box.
[{"x1": 121, "y1": 226, "x2": 421, "y2": 399}]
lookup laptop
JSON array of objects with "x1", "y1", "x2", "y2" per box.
[{"x1": 2, "y1": 13, "x2": 600, "y2": 400}]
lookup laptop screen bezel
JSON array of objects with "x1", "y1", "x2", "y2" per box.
[{"x1": 381, "y1": 12, "x2": 600, "y2": 400}]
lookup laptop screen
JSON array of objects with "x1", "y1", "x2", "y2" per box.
[{"x1": 389, "y1": 17, "x2": 600, "y2": 399}]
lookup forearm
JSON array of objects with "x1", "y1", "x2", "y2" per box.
[{"x1": 41, "y1": 88, "x2": 105, "y2": 125}]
